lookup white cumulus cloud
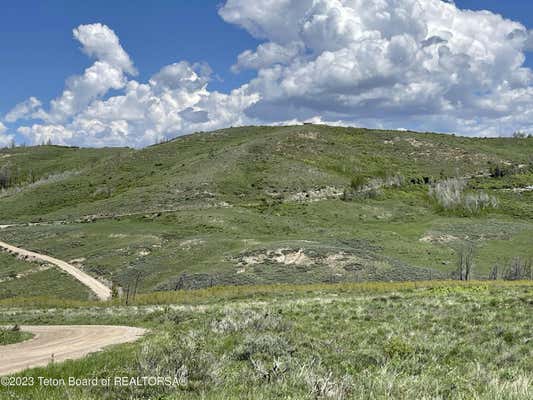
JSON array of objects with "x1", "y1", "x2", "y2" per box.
[
  {"x1": 12, "y1": 24, "x2": 259, "y2": 147},
  {"x1": 65, "y1": 61, "x2": 259, "y2": 147},
  {"x1": 0, "y1": 122, "x2": 15, "y2": 148},
  {"x1": 17, "y1": 124, "x2": 74, "y2": 146},
  {"x1": 4, "y1": 97, "x2": 42, "y2": 123},
  {"x1": 232, "y1": 42, "x2": 304, "y2": 72},
  {"x1": 73, "y1": 23, "x2": 137, "y2": 75},
  {"x1": 38, "y1": 24, "x2": 137, "y2": 124},
  {"x1": 220, "y1": 0, "x2": 533, "y2": 136}
]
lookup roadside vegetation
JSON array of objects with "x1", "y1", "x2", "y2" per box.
[
  {"x1": 0, "y1": 325, "x2": 33, "y2": 346},
  {"x1": 0, "y1": 250, "x2": 92, "y2": 301}
]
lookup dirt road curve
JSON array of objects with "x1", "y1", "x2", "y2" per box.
[
  {"x1": 0, "y1": 325, "x2": 146, "y2": 376},
  {"x1": 0, "y1": 240, "x2": 112, "y2": 301}
]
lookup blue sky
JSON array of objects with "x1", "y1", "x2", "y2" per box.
[{"x1": 2, "y1": 0, "x2": 533, "y2": 146}]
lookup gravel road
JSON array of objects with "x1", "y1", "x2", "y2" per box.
[
  {"x1": 0, "y1": 240, "x2": 111, "y2": 300},
  {"x1": 0, "y1": 325, "x2": 146, "y2": 375}
]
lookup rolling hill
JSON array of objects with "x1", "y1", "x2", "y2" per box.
[{"x1": 0, "y1": 125, "x2": 531, "y2": 300}]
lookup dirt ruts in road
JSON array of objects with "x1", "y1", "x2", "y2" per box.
[{"x1": 0, "y1": 325, "x2": 146, "y2": 376}]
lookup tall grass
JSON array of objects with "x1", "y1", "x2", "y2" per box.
[
  {"x1": 1, "y1": 280, "x2": 530, "y2": 308},
  {"x1": 3, "y1": 284, "x2": 531, "y2": 399}
]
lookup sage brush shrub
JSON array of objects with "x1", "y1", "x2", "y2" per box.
[
  {"x1": 298, "y1": 360, "x2": 354, "y2": 400},
  {"x1": 429, "y1": 178, "x2": 498, "y2": 214},
  {"x1": 429, "y1": 178, "x2": 466, "y2": 209},
  {"x1": 211, "y1": 309, "x2": 290, "y2": 334},
  {"x1": 233, "y1": 333, "x2": 293, "y2": 361},
  {"x1": 350, "y1": 175, "x2": 367, "y2": 191},
  {"x1": 464, "y1": 191, "x2": 498, "y2": 212},
  {"x1": 91, "y1": 331, "x2": 220, "y2": 399},
  {"x1": 344, "y1": 174, "x2": 403, "y2": 201},
  {"x1": 362, "y1": 175, "x2": 404, "y2": 191},
  {"x1": 136, "y1": 331, "x2": 218, "y2": 390},
  {"x1": 250, "y1": 357, "x2": 291, "y2": 383}
]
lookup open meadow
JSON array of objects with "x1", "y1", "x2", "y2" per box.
[{"x1": 0, "y1": 281, "x2": 531, "y2": 399}]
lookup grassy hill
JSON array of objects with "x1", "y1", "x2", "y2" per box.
[{"x1": 0, "y1": 125, "x2": 532, "y2": 299}]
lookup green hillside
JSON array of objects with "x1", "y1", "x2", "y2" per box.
[{"x1": 0, "y1": 125, "x2": 531, "y2": 299}]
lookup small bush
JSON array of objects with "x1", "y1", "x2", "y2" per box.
[
  {"x1": 137, "y1": 332, "x2": 217, "y2": 389},
  {"x1": 211, "y1": 309, "x2": 289, "y2": 334},
  {"x1": 350, "y1": 175, "x2": 367, "y2": 191},
  {"x1": 233, "y1": 333, "x2": 293, "y2": 361},
  {"x1": 0, "y1": 325, "x2": 31, "y2": 345},
  {"x1": 429, "y1": 178, "x2": 466, "y2": 209},
  {"x1": 488, "y1": 161, "x2": 525, "y2": 178},
  {"x1": 463, "y1": 192, "x2": 498, "y2": 213},
  {"x1": 300, "y1": 366, "x2": 353, "y2": 400},
  {"x1": 343, "y1": 174, "x2": 403, "y2": 201},
  {"x1": 383, "y1": 336, "x2": 414, "y2": 359},
  {"x1": 250, "y1": 357, "x2": 291, "y2": 382}
]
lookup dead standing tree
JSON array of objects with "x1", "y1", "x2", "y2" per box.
[
  {"x1": 455, "y1": 243, "x2": 475, "y2": 281},
  {"x1": 489, "y1": 264, "x2": 499, "y2": 280},
  {"x1": 0, "y1": 166, "x2": 11, "y2": 189},
  {"x1": 503, "y1": 257, "x2": 532, "y2": 280},
  {"x1": 124, "y1": 269, "x2": 144, "y2": 305}
]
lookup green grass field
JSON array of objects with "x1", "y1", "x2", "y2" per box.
[{"x1": 0, "y1": 281, "x2": 531, "y2": 399}]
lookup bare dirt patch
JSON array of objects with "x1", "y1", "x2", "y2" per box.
[
  {"x1": 179, "y1": 239, "x2": 206, "y2": 250},
  {"x1": 419, "y1": 233, "x2": 460, "y2": 244},
  {"x1": 286, "y1": 186, "x2": 344, "y2": 202}
]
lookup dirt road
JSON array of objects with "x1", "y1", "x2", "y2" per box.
[
  {"x1": 0, "y1": 240, "x2": 111, "y2": 301},
  {"x1": 0, "y1": 325, "x2": 146, "y2": 376}
]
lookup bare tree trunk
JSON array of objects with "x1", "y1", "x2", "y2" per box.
[
  {"x1": 456, "y1": 244, "x2": 475, "y2": 281},
  {"x1": 125, "y1": 284, "x2": 130, "y2": 305},
  {"x1": 132, "y1": 272, "x2": 142, "y2": 300}
]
